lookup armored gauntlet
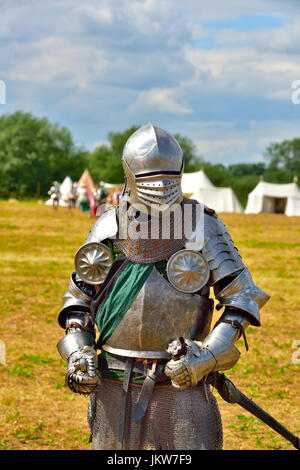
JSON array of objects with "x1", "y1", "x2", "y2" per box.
[
  {"x1": 165, "y1": 311, "x2": 249, "y2": 390},
  {"x1": 57, "y1": 312, "x2": 101, "y2": 395}
]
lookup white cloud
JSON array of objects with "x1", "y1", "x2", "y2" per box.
[
  {"x1": 195, "y1": 138, "x2": 248, "y2": 155},
  {"x1": 6, "y1": 38, "x2": 108, "y2": 88},
  {"x1": 257, "y1": 136, "x2": 282, "y2": 148},
  {"x1": 1, "y1": 0, "x2": 300, "y2": 164},
  {"x1": 183, "y1": 45, "x2": 300, "y2": 103},
  {"x1": 130, "y1": 88, "x2": 193, "y2": 115},
  {"x1": 176, "y1": 118, "x2": 300, "y2": 164},
  {"x1": 213, "y1": 17, "x2": 300, "y2": 54}
]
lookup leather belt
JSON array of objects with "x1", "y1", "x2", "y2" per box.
[
  {"x1": 99, "y1": 355, "x2": 167, "y2": 378},
  {"x1": 133, "y1": 362, "x2": 166, "y2": 422}
]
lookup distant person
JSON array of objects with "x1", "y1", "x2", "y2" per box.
[
  {"x1": 66, "y1": 183, "x2": 77, "y2": 209},
  {"x1": 77, "y1": 182, "x2": 90, "y2": 212},
  {"x1": 93, "y1": 182, "x2": 108, "y2": 217},
  {"x1": 48, "y1": 181, "x2": 61, "y2": 210}
]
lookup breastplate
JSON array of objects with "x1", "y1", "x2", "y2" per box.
[{"x1": 103, "y1": 267, "x2": 213, "y2": 358}]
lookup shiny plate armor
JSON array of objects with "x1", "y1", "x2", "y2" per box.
[
  {"x1": 215, "y1": 267, "x2": 270, "y2": 326},
  {"x1": 122, "y1": 123, "x2": 184, "y2": 209},
  {"x1": 74, "y1": 242, "x2": 112, "y2": 285},
  {"x1": 103, "y1": 266, "x2": 214, "y2": 357},
  {"x1": 202, "y1": 210, "x2": 245, "y2": 285},
  {"x1": 167, "y1": 249, "x2": 210, "y2": 293}
]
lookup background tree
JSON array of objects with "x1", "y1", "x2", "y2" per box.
[
  {"x1": 261, "y1": 138, "x2": 300, "y2": 189},
  {"x1": 173, "y1": 133, "x2": 204, "y2": 173},
  {"x1": 88, "y1": 126, "x2": 139, "y2": 184},
  {"x1": 0, "y1": 111, "x2": 88, "y2": 197},
  {"x1": 264, "y1": 138, "x2": 300, "y2": 172},
  {"x1": 1, "y1": 111, "x2": 299, "y2": 204}
]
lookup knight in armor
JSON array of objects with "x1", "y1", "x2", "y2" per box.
[
  {"x1": 48, "y1": 181, "x2": 61, "y2": 209},
  {"x1": 57, "y1": 123, "x2": 270, "y2": 450}
]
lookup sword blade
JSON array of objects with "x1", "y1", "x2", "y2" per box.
[
  {"x1": 237, "y1": 389, "x2": 300, "y2": 450},
  {"x1": 211, "y1": 372, "x2": 300, "y2": 450}
]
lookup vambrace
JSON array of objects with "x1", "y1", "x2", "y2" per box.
[
  {"x1": 165, "y1": 310, "x2": 250, "y2": 390},
  {"x1": 165, "y1": 213, "x2": 270, "y2": 390},
  {"x1": 57, "y1": 312, "x2": 96, "y2": 363},
  {"x1": 200, "y1": 310, "x2": 250, "y2": 374},
  {"x1": 57, "y1": 329, "x2": 96, "y2": 362},
  {"x1": 57, "y1": 311, "x2": 100, "y2": 395}
]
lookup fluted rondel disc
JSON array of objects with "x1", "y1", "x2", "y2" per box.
[
  {"x1": 166, "y1": 249, "x2": 210, "y2": 293},
  {"x1": 74, "y1": 242, "x2": 111, "y2": 285}
]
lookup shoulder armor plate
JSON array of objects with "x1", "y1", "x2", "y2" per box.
[
  {"x1": 73, "y1": 208, "x2": 118, "y2": 285},
  {"x1": 202, "y1": 213, "x2": 245, "y2": 285},
  {"x1": 85, "y1": 207, "x2": 118, "y2": 244},
  {"x1": 215, "y1": 267, "x2": 270, "y2": 326}
]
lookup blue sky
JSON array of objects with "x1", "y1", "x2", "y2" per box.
[{"x1": 1, "y1": 0, "x2": 300, "y2": 166}]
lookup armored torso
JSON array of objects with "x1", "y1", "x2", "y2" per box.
[
  {"x1": 103, "y1": 266, "x2": 214, "y2": 358},
  {"x1": 70, "y1": 199, "x2": 253, "y2": 358}
]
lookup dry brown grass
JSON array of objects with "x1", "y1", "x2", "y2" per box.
[{"x1": 0, "y1": 201, "x2": 299, "y2": 450}]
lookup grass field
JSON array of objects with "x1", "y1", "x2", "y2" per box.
[{"x1": 0, "y1": 200, "x2": 299, "y2": 451}]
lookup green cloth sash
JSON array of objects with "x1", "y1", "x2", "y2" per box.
[{"x1": 96, "y1": 261, "x2": 154, "y2": 348}]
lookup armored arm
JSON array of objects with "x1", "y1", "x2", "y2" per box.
[
  {"x1": 57, "y1": 208, "x2": 118, "y2": 394},
  {"x1": 56, "y1": 273, "x2": 101, "y2": 394},
  {"x1": 165, "y1": 212, "x2": 270, "y2": 390}
]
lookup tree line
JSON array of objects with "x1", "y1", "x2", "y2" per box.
[{"x1": 0, "y1": 111, "x2": 299, "y2": 207}]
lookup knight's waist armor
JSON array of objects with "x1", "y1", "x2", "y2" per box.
[{"x1": 101, "y1": 266, "x2": 214, "y2": 359}]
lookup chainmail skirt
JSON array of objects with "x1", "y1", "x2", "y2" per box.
[{"x1": 87, "y1": 379, "x2": 223, "y2": 450}]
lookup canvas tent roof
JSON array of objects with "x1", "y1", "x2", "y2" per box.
[
  {"x1": 77, "y1": 169, "x2": 97, "y2": 208},
  {"x1": 182, "y1": 169, "x2": 215, "y2": 193},
  {"x1": 77, "y1": 169, "x2": 97, "y2": 192},
  {"x1": 60, "y1": 176, "x2": 73, "y2": 203},
  {"x1": 182, "y1": 169, "x2": 243, "y2": 213},
  {"x1": 100, "y1": 180, "x2": 123, "y2": 189},
  {"x1": 245, "y1": 180, "x2": 300, "y2": 216},
  {"x1": 192, "y1": 186, "x2": 243, "y2": 213},
  {"x1": 99, "y1": 180, "x2": 123, "y2": 195},
  {"x1": 45, "y1": 176, "x2": 73, "y2": 206}
]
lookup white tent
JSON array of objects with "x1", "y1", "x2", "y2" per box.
[
  {"x1": 182, "y1": 169, "x2": 215, "y2": 193},
  {"x1": 99, "y1": 180, "x2": 123, "y2": 195},
  {"x1": 182, "y1": 169, "x2": 243, "y2": 213},
  {"x1": 45, "y1": 176, "x2": 74, "y2": 206},
  {"x1": 60, "y1": 176, "x2": 74, "y2": 204},
  {"x1": 245, "y1": 179, "x2": 300, "y2": 216},
  {"x1": 100, "y1": 180, "x2": 123, "y2": 189}
]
